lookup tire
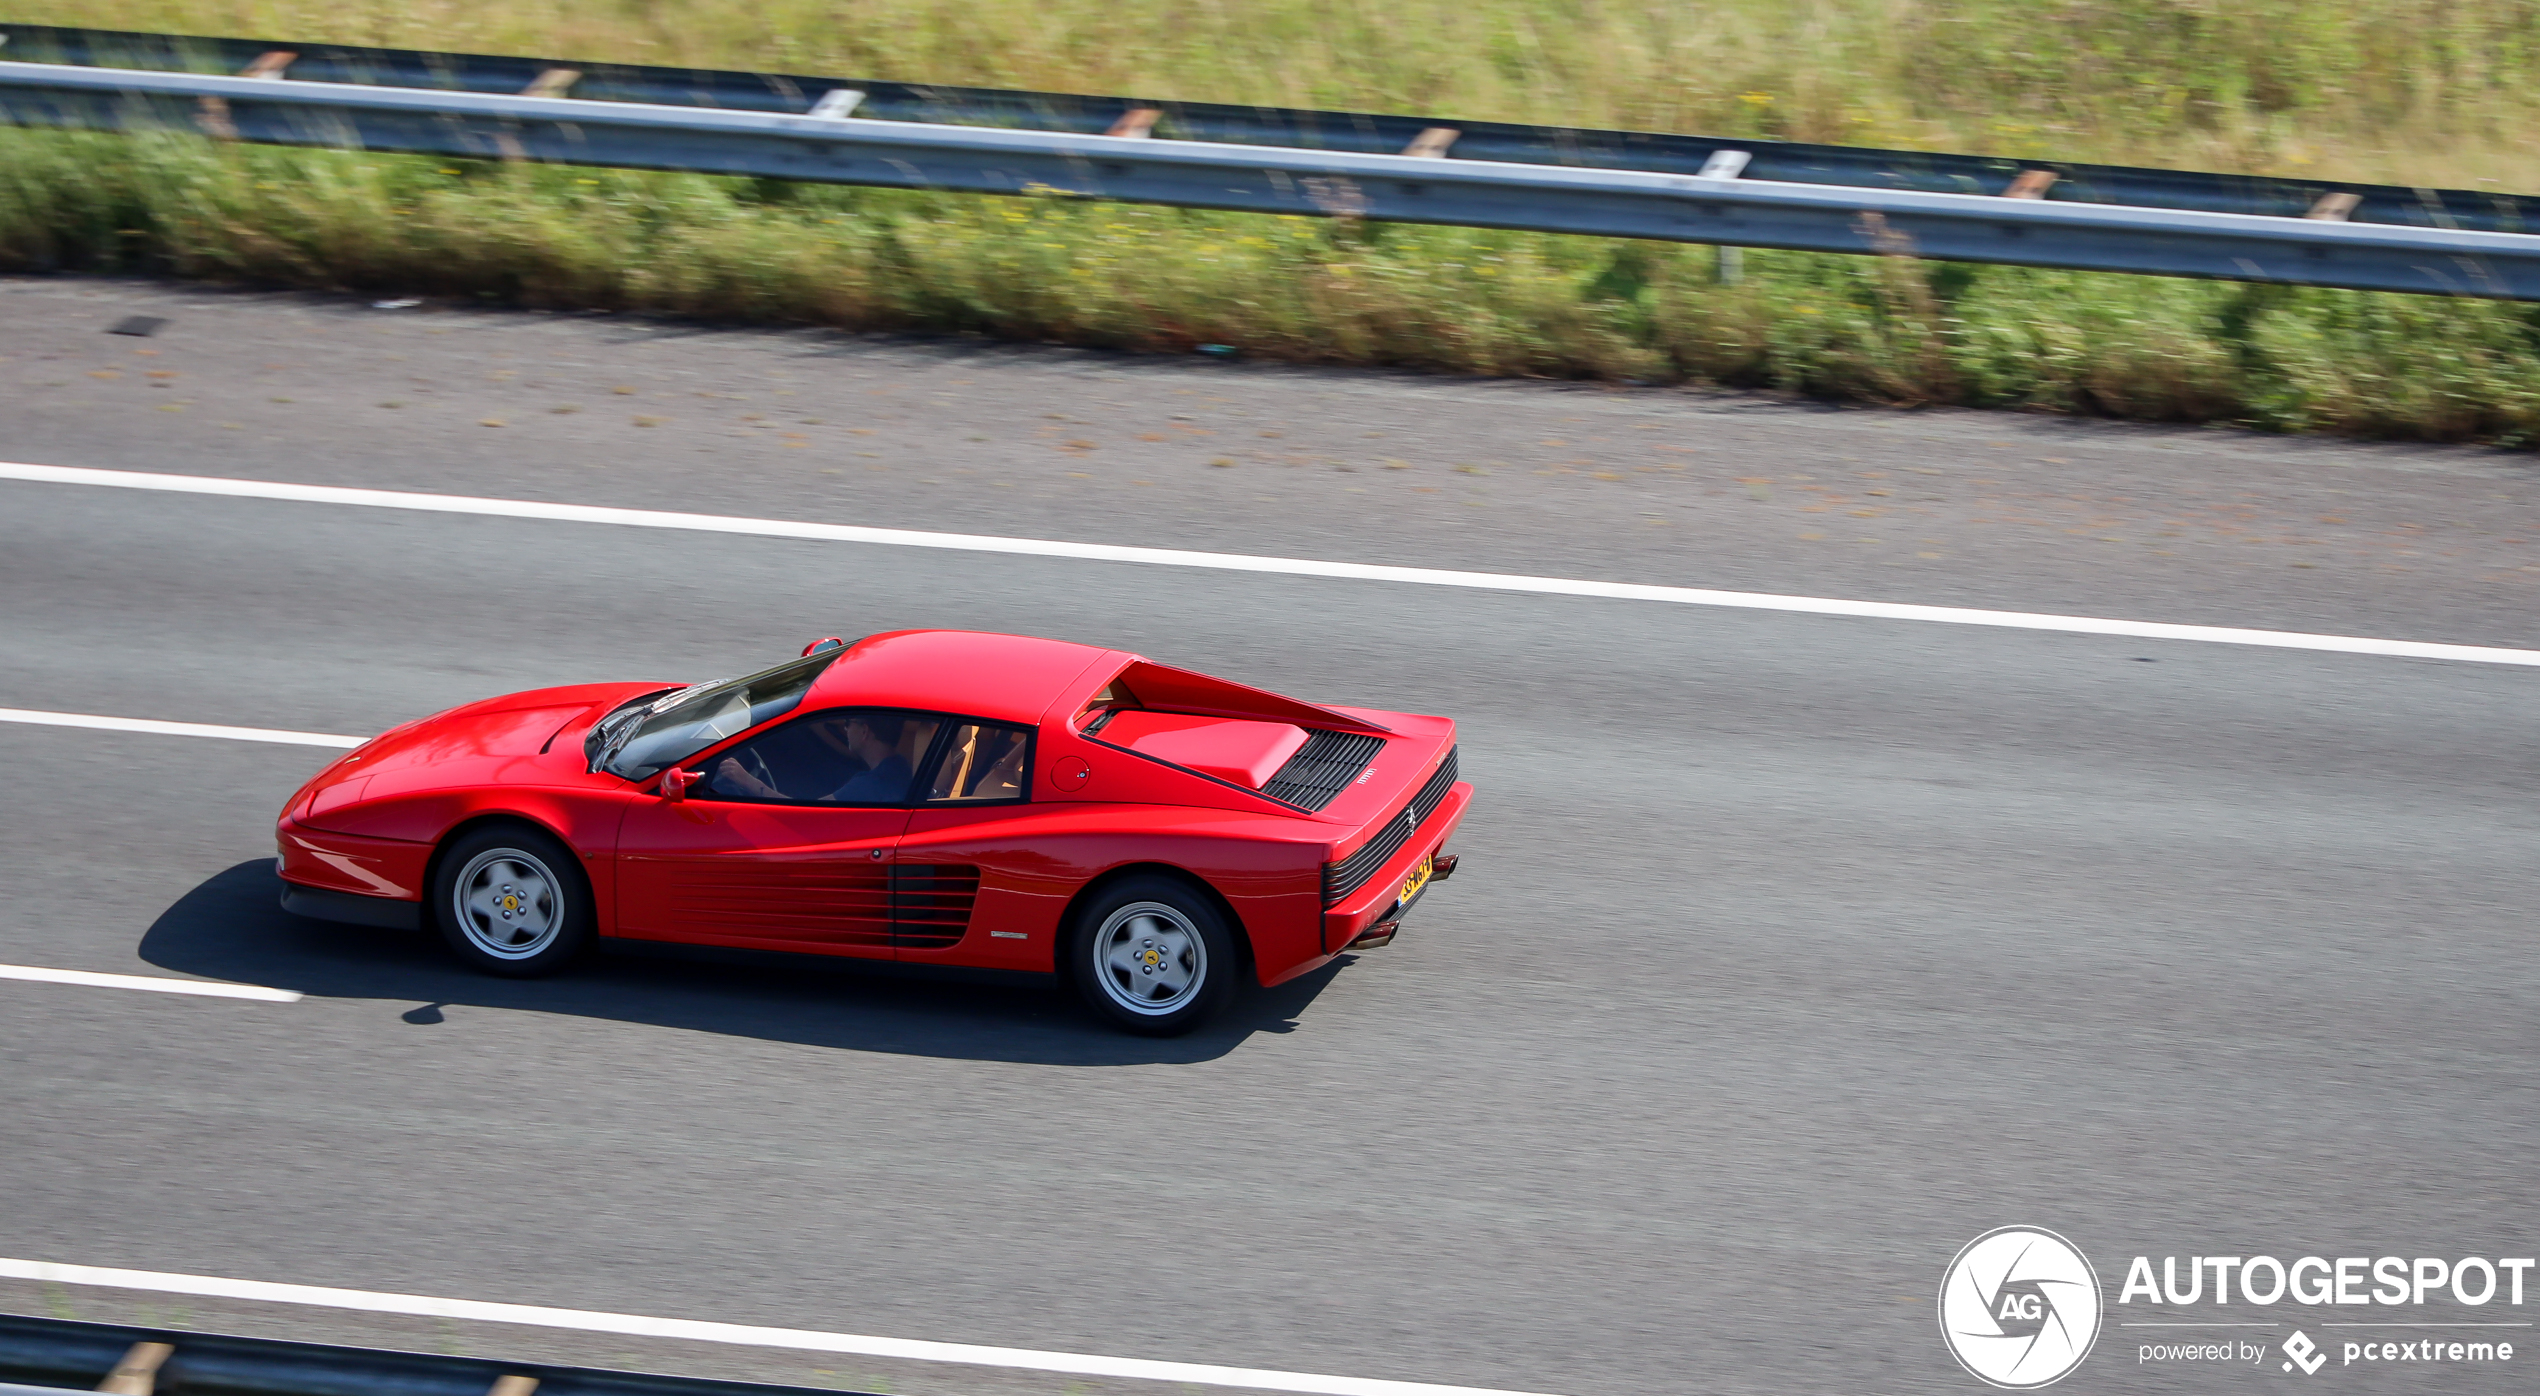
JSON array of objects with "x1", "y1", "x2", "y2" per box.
[
  {"x1": 1069, "y1": 874, "x2": 1240, "y2": 1037},
  {"x1": 430, "y1": 824, "x2": 594, "y2": 978}
]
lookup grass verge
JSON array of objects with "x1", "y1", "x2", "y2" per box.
[{"x1": 6, "y1": 128, "x2": 2540, "y2": 445}]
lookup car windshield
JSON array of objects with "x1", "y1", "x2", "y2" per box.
[{"x1": 596, "y1": 649, "x2": 842, "y2": 780}]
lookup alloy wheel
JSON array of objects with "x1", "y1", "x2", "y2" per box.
[
  {"x1": 1092, "y1": 901, "x2": 1207, "y2": 1016},
  {"x1": 451, "y1": 848, "x2": 564, "y2": 961}
]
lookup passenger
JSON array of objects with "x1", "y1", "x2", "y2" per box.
[
  {"x1": 974, "y1": 728, "x2": 1027, "y2": 797},
  {"x1": 716, "y1": 714, "x2": 912, "y2": 803}
]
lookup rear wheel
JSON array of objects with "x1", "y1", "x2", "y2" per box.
[
  {"x1": 431, "y1": 825, "x2": 593, "y2": 977},
  {"x1": 1070, "y1": 875, "x2": 1239, "y2": 1037}
]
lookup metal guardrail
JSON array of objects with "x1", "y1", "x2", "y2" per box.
[
  {"x1": 0, "y1": 1312, "x2": 879, "y2": 1396},
  {"x1": 3, "y1": 58, "x2": 2537, "y2": 301},
  {"x1": 2, "y1": 22, "x2": 2530, "y2": 236}
]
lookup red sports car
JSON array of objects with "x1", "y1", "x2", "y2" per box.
[{"x1": 275, "y1": 630, "x2": 1470, "y2": 1034}]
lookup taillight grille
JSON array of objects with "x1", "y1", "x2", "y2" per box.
[
  {"x1": 1321, "y1": 747, "x2": 1459, "y2": 905},
  {"x1": 1262, "y1": 729, "x2": 1387, "y2": 811}
]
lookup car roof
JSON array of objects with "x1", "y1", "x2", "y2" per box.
[{"x1": 803, "y1": 630, "x2": 1122, "y2": 725}]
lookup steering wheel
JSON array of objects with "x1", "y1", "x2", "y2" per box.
[{"x1": 739, "y1": 747, "x2": 779, "y2": 795}]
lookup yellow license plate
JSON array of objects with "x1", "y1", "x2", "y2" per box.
[{"x1": 1398, "y1": 852, "x2": 1434, "y2": 905}]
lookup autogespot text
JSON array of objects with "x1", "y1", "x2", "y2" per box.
[{"x1": 2119, "y1": 1254, "x2": 2533, "y2": 1307}]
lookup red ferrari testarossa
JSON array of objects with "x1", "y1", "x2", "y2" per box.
[{"x1": 277, "y1": 630, "x2": 1470, "y2": 1034}]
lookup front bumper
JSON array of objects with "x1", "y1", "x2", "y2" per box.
[
  {"x1": 275, "y1": 815, "x2": 430, "y2": 915},
  {"x1": 281, "y1": 882, "x2": 422, "y2": 930}
]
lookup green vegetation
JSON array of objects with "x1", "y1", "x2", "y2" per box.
[
  {"x1": 31, "y1": 0, "x2": 2540, "y2": 187},
  {"x1": 6, "y1": 1, "x2": 2540, "y2": 443}
]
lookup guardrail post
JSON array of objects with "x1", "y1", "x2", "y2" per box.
[
  {"x1": 1699, "y1": 150, "x2": 1752, "y2": 285},
  {"x1": 1104, "y1": 107, "x2": 1159, "y2": 138},
  {"x1": 495, "y1": 65, "x2": 580, "y2": 159},
  {"x1": 197, "y1": 49, "x2": 295, "y2": 140},
  {"x1": 521, "y1": 68, "x2": 579, "y2": 98},
  {"x1": 808, "y1": 88, "x2": 865, "y2": 118},
  {"x1": 95, "y1": 1340, "x2": 172, "y2": 1395},
  {"x1": 1401, "y1": 127, "x2": 1457, "y2": 158}
]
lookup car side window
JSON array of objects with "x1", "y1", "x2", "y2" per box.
[
  {"x1": 698, "y1": 709, "x2": 944, "y2": 806},
  {"x1": 925, "y1": 722, "x2": 1032, "y2": 803}
]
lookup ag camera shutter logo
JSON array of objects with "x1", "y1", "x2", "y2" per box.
[{"x1": 1939, "y1": 1226, "x2": 2104, "y2": 1388}]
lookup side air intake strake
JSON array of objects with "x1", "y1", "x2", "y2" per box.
[
  {"x1": 1261, "y1": 729, "x2": 1388, "y2": 811},
  {"x1": 1321, "y1": 746, "x2": 1460, "y2": 905},
  {"x1": 891, "y1": 864, "x2": 982, "y2": 950}
]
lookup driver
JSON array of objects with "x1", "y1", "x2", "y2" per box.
[{"x1": 715, "y1": 713, "x2": 912, "y2": 803}]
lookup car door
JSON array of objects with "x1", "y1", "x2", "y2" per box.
[
  {"x1": 894, "y1": 718, "x2": 1050, "y2": 968},
  {"x1": 614, "y1": 708, "x2": 947, "y2": 955}
]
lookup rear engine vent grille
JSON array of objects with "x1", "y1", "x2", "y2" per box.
[
  {"x1": 1262, "y1": 729, "x2": 1388, "y2": 811},
  {"x1": 1408, "y1": 744, "x2": 1459, "y2": 825},
  {"x1": 890, "y1": 864, "x2": 981, "y2": 950},
  {"x1": 1321, "y1": 746, "x2": 1460, "y2": 905}
]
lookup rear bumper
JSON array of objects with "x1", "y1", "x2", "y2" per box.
[{"x1": 1322, "y1": 782, "x2": 1471, "y2": 951}]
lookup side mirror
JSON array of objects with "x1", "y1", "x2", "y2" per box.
[
  {"x1": 658, "y1": 767, "x2": 698, "y2": 802},
  {"x1": 801, "y1": 636, "x2": 845, "y2": 657}
]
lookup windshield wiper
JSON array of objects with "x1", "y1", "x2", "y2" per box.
[
  {"x1": 586, "y1": 688, "x2": 681, "y2": 774},
  {"x1": 649, "y1": 677, "x2": 730, "y2": 713},
  {"x1": 586, "y1": 712, "x2": 637, "y2": 774}
]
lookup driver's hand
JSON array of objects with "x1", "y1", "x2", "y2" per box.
[{"x1": 715, "y1": 756, "x2": 760, "y2": 795}]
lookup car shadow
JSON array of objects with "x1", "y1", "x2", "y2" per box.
[{"x1": 140, "y1": 862, "x2": 1347, "y2": 1065}]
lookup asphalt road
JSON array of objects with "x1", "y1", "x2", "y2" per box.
[{"x1": 1, "y1": 278, "x2": 2535, "y2": 1396}]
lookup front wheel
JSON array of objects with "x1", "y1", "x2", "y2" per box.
[
  {"x1": 1070, "y1": 875, "x2": 1240, "y2": 1037},
  {"x1": 431, "y1": 824, "x2": 594, "y2": 977}
]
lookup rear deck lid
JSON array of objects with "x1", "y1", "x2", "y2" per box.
[{"x1": 1098, "y1": 711, "x2": 1311, "y2": 788}]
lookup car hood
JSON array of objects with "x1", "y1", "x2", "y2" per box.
[
  {"x1": 365, "y1": 683, "x2": 655, "y2": 767},
  {"x1": 288, "y1": 682, "x2": 664, "y2": 822}
]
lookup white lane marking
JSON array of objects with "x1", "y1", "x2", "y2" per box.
[
  {"x1": 6, "y1": 459, "x2": 2538, "y2": 667},
  {"x1": 0, "y1": 707, "x2": 364, "y2": 748},
  {"x1": 0, "y1": 1258, "x2": 1560, "y2": 1396},
  {"x1": 0, "y1": 964, "x2": 302, "y2": 1002}
]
